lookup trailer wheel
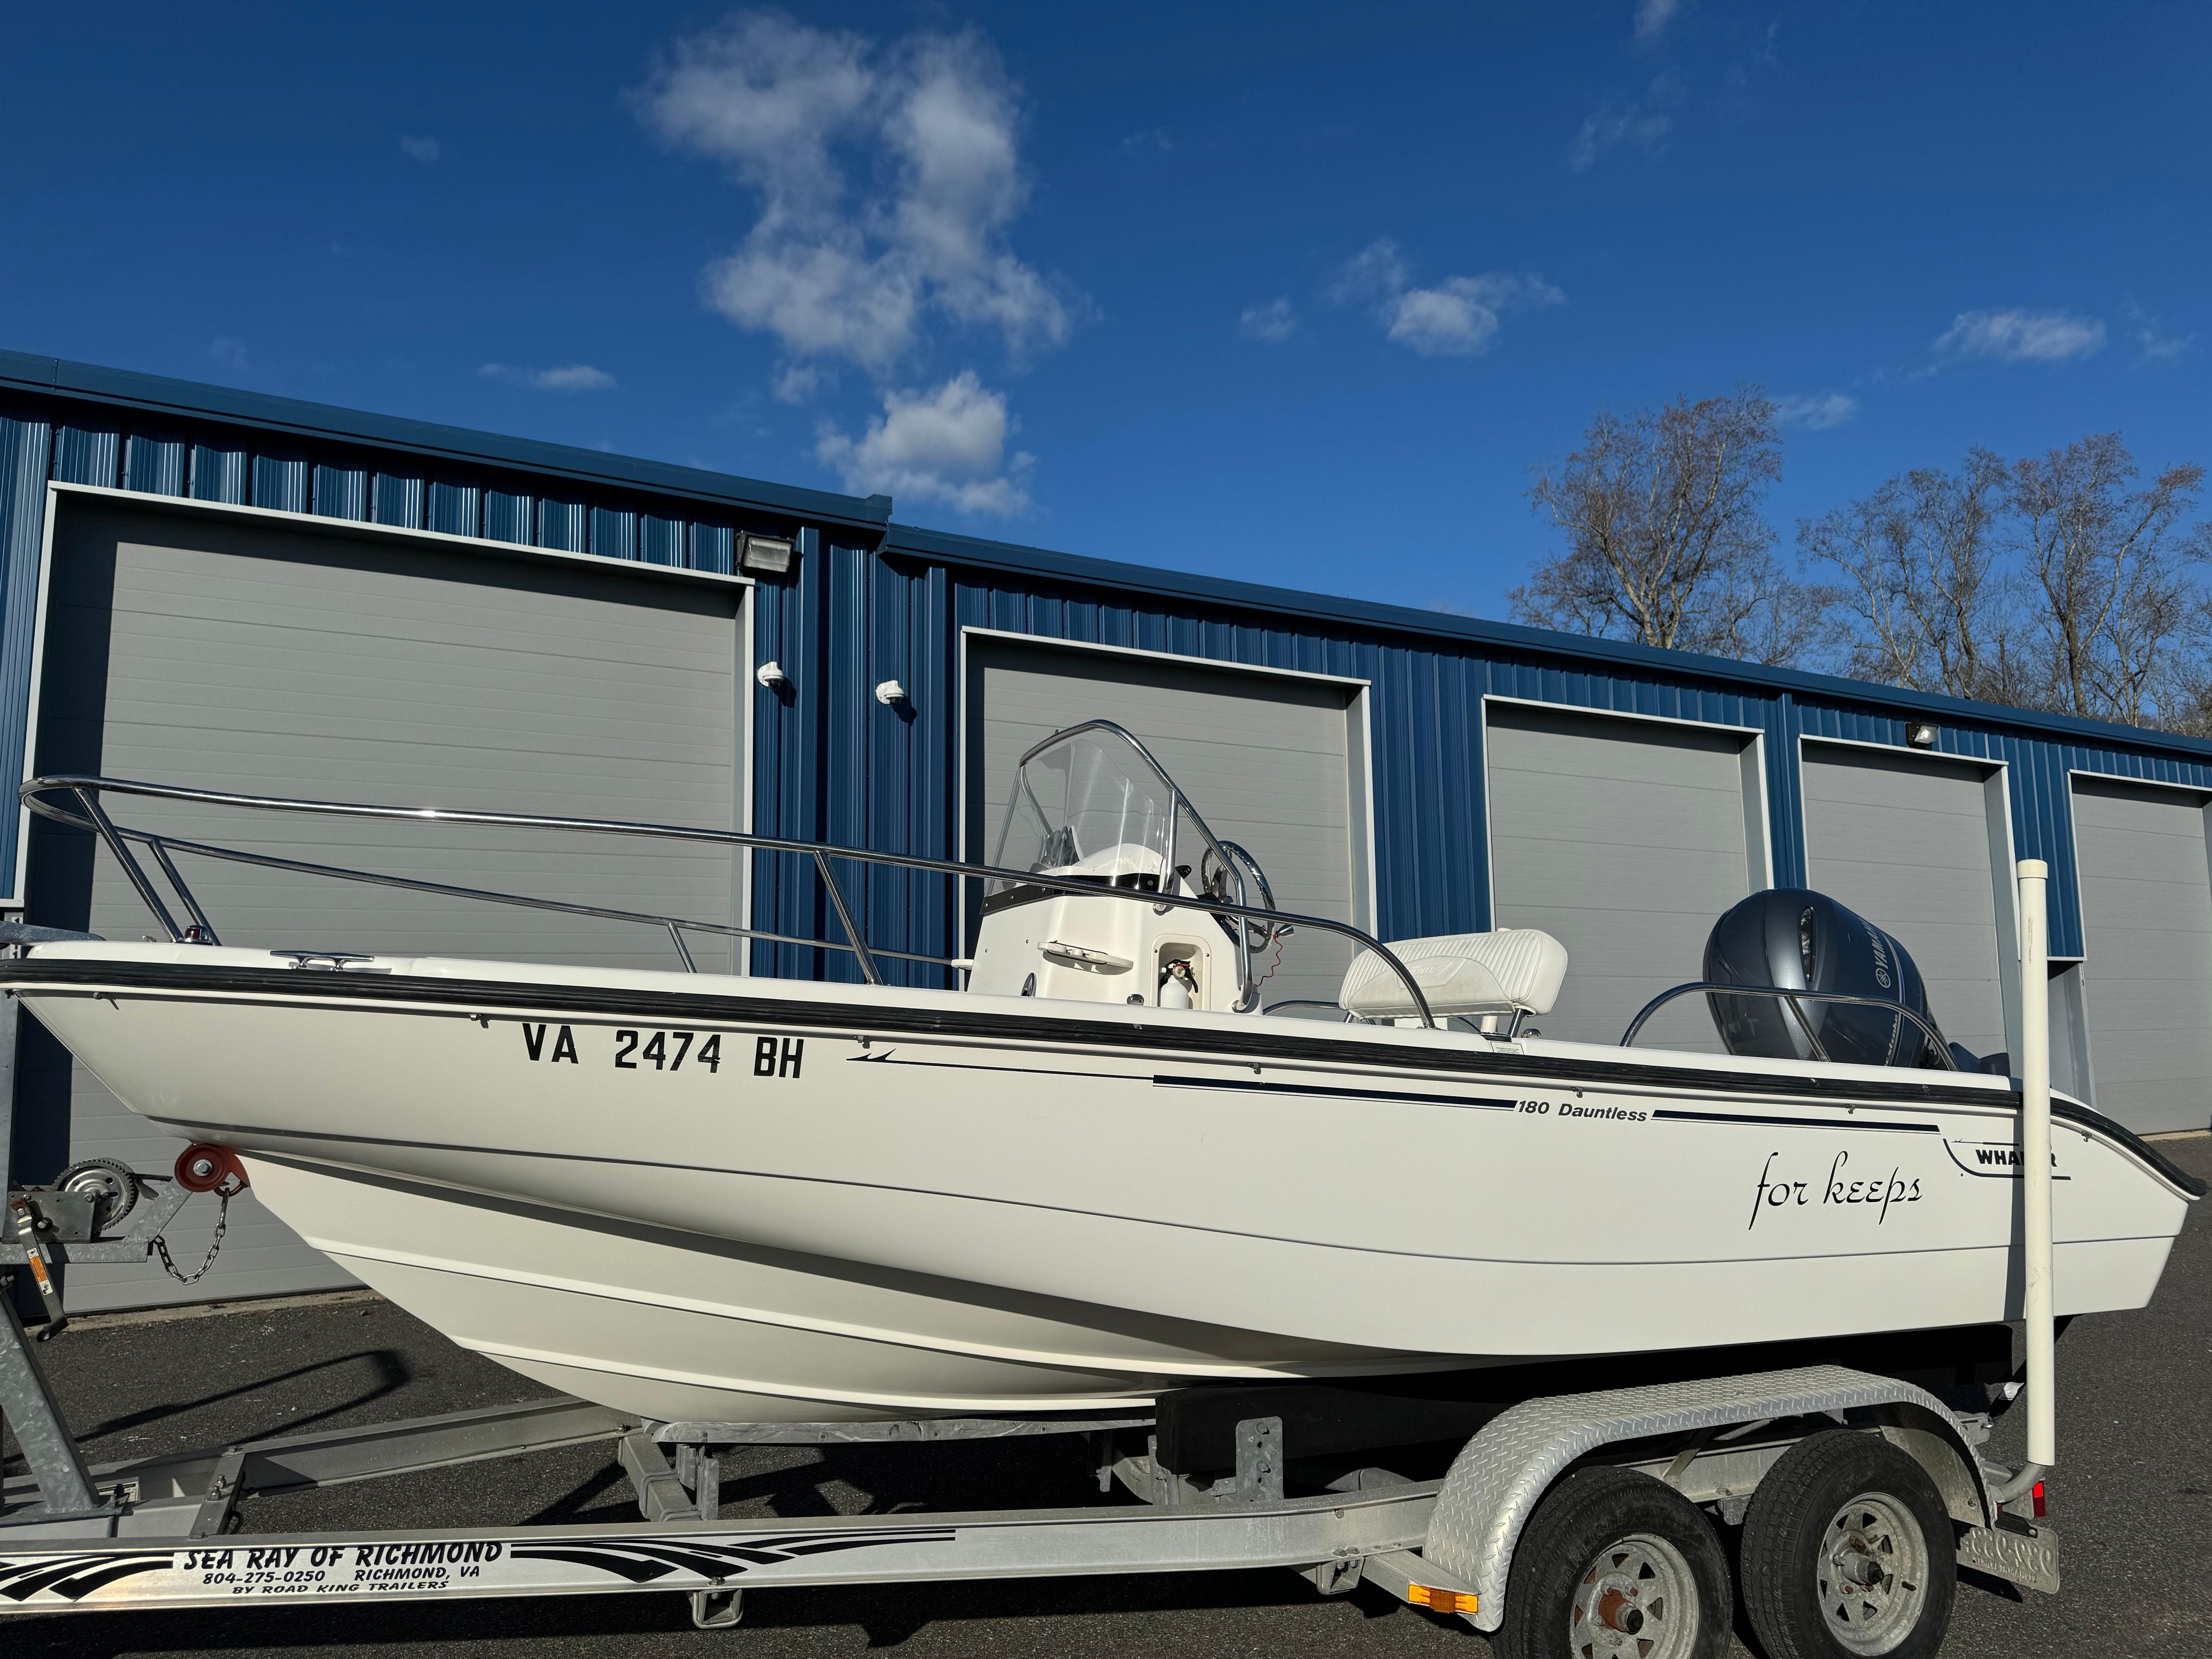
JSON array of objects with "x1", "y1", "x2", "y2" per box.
[
  {"x1": 1739, "y1": 1430, "x2": 1956, "y2": 1659},
  {"x1": 1491, "y1": 1465, "x2": 1731, "y2": 1659}
]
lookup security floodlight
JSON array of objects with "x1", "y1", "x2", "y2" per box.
[
  {"x1": 738, "y1": 532, "x2": 795, "y2": 576},
  {"x1": 1906, "y1": 722, "x2": 1939, "y2": 749}
]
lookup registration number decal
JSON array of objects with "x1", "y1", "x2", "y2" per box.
[{"x1": 518, "y1": 1024, "x2": 804, "y2": 1079}]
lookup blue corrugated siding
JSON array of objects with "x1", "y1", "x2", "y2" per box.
[
  {"x1": 737, "y1": 548, "x2": 2212, "y2": 980},
  {"x1": 189, "y1": 445, "x2": 247, "y2": 505},
  {"x1": 253, "y1": 455, "x2": 308, "y2": 512},
  {"x1": 0, "y1": 417, "x2": 53, "y2": 885},
  {"x1": 0, "y1": 395, "x2": 822, "y2": 898},
  {"x1": 591, "y1": 505, "x2": 637, "y2": 562},
  {"x1": 538, "y1": 498, "x2": 585, "y2": 551},
  {"x1": 9, "y1": 371, "x2": 2212, "y2": 984},
  {"x1": 751, "y1": 527, "x2": 830, "y2": 981},
  {"x1": 313, "y1": 464, "x2": 366, "y2": 521},
  {"x1": 484, "y1": 489, "x2": 533, "y2": 544},
  {"x1": 124, "y1": 435, "x2": 186, "y2": 496},
  {"x1": 53, "y1": 426, "x2": 117, "y2": 487},
  {"x1": 371, "y1": 472, "x2": 424, "y2": 529},
  {"x1": 642, "y1": 515, "x2": 682, "y2": 567},
  {"x1": 823, "y1": 542, "x2": 873, "y2": 983},
  {"x1": 428, "y1": 481, "x2": 479, "y2": 537},
  {"x1": 691, "y1": 524, "x2": 733, "y2": 574}
]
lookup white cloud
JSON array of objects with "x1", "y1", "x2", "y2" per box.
[
  {"x1": 1934, "y1": 307, "x2": 2105, "y2": 364},
  {"x1": 1392, "y1": 275, "x2": 1564, "y2": 357},
  {"x1": 1329, "y1": 239, "x2": 1410, "y2": 303},
  {"x1": 1774, "y1": 392, "x2": 1858, "y2": 430},
  {"x1": 2124, "y1": 301, "x2": 2194, "y2": 366},
  {"x1": 815, "y1": 371, "x2": 1032, "y2": 515},
  {"x1": 633, "y1": 14, "x2": 1070, "y2": 376},
  {"x1": 1568, "y1": 108, "x2": 1673, "y2": 172},
  {"x1": 1569, "y1": 75, "x2": 1683, "y2": 172},
  {"x1": 1634, "y1": 0, "x2": 1685, "y2": 43},
  {"x1": 771, "y1": 361, "x2": 822, "y2": 403},
  {"x1": 1330, "y1": 239, "x2": 1563, "y2": 359},
  {"x1": 1238, "y1": 297, "x2": 1296, "y2": 343},
  {"x1": 479, "y1": 362, "x2": 617, "y2": 392},
  {"x1": 1389, "y1": 283, "x2": 1501, "y2": 357},
  {"x1": 399, "y1": 135, "x2": 440, "y2": 162}
]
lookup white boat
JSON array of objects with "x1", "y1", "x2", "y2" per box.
[{"x1": 4, "y1": 723, "x2": 2199, "y2": 1424}]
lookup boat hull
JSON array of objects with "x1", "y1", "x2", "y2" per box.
[
  {"x1": 241, "y1": 1156, "x2": 1446, "y2": 1421},
  {"x1": 10, "y1": 944, "x2": 2196, "y2": 1422}
]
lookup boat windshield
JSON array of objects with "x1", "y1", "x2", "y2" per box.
[{"x1": 989, "y1": 723, "x2": 1235, "y2": 905}]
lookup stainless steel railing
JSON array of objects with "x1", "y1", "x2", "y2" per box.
[
  {"x1": 1620, "y1": 981, "x2": 1960, "y2": 1069},
  {"x1": 20, "y1": 775, "x2": 1438, "y2": 1027}
]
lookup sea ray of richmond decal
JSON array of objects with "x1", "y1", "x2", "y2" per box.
[
  {"x1": 0, "y1": 1549, "x2": 175, "y2": 1603},
  {"x1": 0, "y1": 1528, "x2": 958, "y2": 1607}
]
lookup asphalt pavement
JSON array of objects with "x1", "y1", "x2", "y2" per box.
[{"x1": 5, "y1": 1134, "x2": 2207, "y2": 1659}]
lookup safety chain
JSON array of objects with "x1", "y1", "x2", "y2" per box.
[{"x1": 154, "y1": 1194, "x2": 229, "y2": 1285}]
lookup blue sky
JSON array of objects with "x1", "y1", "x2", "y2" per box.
[{"x1": 2, "y1": 2, "x2": 2205, "y2": 617}]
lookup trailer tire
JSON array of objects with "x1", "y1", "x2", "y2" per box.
[
  {"x1": 1491, "y1": 1465, "x2": 1731, "y2": 1659},
  {"x1": 1739, "y1": 1429, "x2": 1956, "y2": 1659}
]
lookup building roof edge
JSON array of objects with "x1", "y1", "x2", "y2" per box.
[
  {"x1": 0, "y1": 347, "x2": 892, "y2": 531},
  {"x1": 883, "y1": 520, "x2": 2212, "y2": 761}
]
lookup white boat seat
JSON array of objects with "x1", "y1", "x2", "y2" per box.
[{"x1": 1337, "y1": 929, "x2": 1568, "y2": 1020}]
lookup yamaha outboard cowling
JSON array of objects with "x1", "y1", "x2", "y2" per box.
[{"x1": 1704, "y1": 888, "x2": 1948, "y2": 1068}]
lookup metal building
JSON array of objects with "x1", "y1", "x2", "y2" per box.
[{"x1": 3, "y1": 347, "x2": 2208, "y2": 1312}]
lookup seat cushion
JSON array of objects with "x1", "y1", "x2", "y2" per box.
[{"x1": 1337, "y1": 929, "x2": 1568, "y2": 1020}]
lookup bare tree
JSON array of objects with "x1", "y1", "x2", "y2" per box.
[
  {"x1": 1516, "y1": 402, "x2": 2212, "y2": 718},
  {"x1": 1800, "y1": 448, "x2": 2033, "y2": 703},
  {"x1": 1696, "y1": 552, "x2": 1836, "y2": 668},
  {"x1": 2010, "y1": 435, "x2": 2210, "y2": 725},
  {"x1": 1512, "y1": 387, "x2": 1814, "y2": 659},
  {"x1": 2148, "y1": 630, "x2": 2212, "y2": 737}
]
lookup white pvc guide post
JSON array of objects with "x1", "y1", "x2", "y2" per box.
[{"x1": 2016, "y1": 859, "x2": 2056, "y2": 1470}]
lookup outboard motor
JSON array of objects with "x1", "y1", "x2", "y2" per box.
[{"x1": 1704, "y1": 888, "x2": 1950, "y2": 1068}]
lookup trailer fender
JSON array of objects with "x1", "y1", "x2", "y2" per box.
[{"x1": 1420, "y1": 1364, "x2": 1989, "y2": 1633}]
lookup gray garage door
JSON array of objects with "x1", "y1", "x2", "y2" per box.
[
  {"x1": 965, "y1": 635, "x2": 1367, "y2": 1012},
  {"x1": 2073, "y1": 778, "x2": 2212, "y2": 1135},
  {"x1": 23, "y1": 496, "x2": 744, "y2": 1309},
  {"x1": 1486, "y1": 704, "x2": 1761, "y2": 1051},
  {"x1": 1802, "y1": 745, "x2": 2009, "y2": 1060}
]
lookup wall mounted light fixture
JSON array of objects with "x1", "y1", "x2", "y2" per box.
[
  {"x1": 738, "y1": 532, "x2": 795, "y2": 576},
  {"x1": 1906, "y1": 722, "x2": 1939, "y2": 749}
]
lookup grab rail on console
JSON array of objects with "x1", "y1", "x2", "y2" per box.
[{"x1": 19, "y1": 774, "x2": 1438, "y2": 1029}]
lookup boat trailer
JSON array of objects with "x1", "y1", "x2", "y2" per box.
[
  {"x1": 0, "y1": 1148, "x2": 2065, "y2": 1652},
  {"x1": 0, "y1": 1264, "x2": 2062, "y2": 1642},
  {"x1": 0, "y1": 867, "x2": 2073, "y2": 1655}
]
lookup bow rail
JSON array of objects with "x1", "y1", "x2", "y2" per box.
[{"x1": 20, "y1": 774, "x2": 1437, "y2": 1028}]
